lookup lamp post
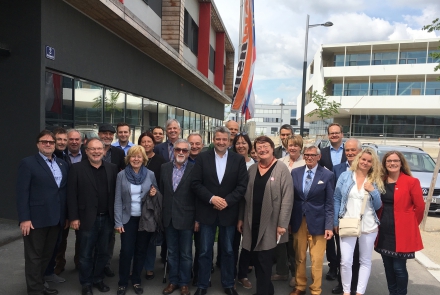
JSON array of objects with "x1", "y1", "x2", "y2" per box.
[
  {"x1": 279, "y1": 98, "x2": 285, "y2": 131},
  {"x1": 299, "y1": 15, "x2": 333, "y2": 137}
]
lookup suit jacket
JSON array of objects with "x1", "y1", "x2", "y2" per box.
[
  {"x1": 153, "y1": 141, "x2": 171, "y2": 162},
  {"x1": 81, "y1": 146, "x2": 125, "y2": 171},
  {"x1": 239, "y1": 162, "x2": 293, "y2": 251},
  {"x1": 16, "y1": 154, "x2": 68, "y2": 228},
  {"x1": 273, "y1": 146, "x2": 284, "y2": 159},
  {"x1": 333, "y1": 161, "x2": 349, "y2": 183},
  {"x1": 290, "y1": 165, "x2": 335, "y2": 235},
  {"x1": 160, "y1": 161, "x2": 196, "y2": 230},
  {"x1": 318, "y1": 145, "x2": 347, "y2": 171},
  {"x1": 67, "y1": 160, "x2": 118, "y2": 231},
  {"x1": 191, "y1": 149, "x2": 248, "y2": 226},
  {"x1": 114, "y1": 168, "x2": 158, "y2": 228}
]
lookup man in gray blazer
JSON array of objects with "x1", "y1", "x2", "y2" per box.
[{"x1": 160, "y1": 139, "x2": 196, "y2": 295}]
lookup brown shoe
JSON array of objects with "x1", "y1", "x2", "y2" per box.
[
  {"x1": 163, "y1": 283, "x2": 179, "y2": 295},
  {"x1": 289, "y1": 288, "x2": 306, "y2": 295},
  {"x1": 271, "y1": 274, "x2": 288, "y2": 281},
  {"x1": 237, "y1": 278, "x2": 252, "y2": 289},
  {"x1": 180, "y1": 285, "x2": 190, "y2": 295}
]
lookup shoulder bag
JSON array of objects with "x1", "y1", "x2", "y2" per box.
[{"x1": 338, "y1": 191, "x2": 368, "y2": 237}]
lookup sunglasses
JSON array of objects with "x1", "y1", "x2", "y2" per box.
[{"x1": 174, "y1": 148, "x2": 189, "y2": 153}]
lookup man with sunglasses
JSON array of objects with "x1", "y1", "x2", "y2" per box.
[
  {"x1": 17, "y1": 130, "x2": 69, "y2": 295},
  {"x1": 161, "y1": 139, "x2": 196, "y2": 295}
]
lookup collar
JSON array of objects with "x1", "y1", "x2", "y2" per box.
[
  {"x1": 173, "y1": 160, "x2": 188, "y2": 169},
  {"x1": 305, "y1": 164, "x2": 318, "y2": 175},
  {"x1": 68, "y1": 149, "x2": 82, "y2": 157},
  {"x1": 39, "y1": 152, "x2": 56, "y2": 162},
  {"x1": 214, "y1": 149, "x2": 228, "y2": 159},
  {"x1": 330, "y1": 143, "x2": 344, "y2": 152}
]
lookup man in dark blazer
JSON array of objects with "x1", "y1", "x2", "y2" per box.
[
  {"x1": 274, "y1": 124, "x2": 293, "y2": 159},
  {"x1": 16, "y1": 130, "x2": 68, "y2": 295},
  {"x1": 67, "y1": 138, "x2": 118, "y2": 295},
  {"x1": 161, "y1": 139, "x2": 195, "y2": 295},
  {"x1": 154, "y1": 119, "x2": 181, "y2": 162},
  {"x1": 318, "y1": 123, "x2": 346, "y2": 281},
  {"x1": 192, "y1": 126, "x2": 248, "y2": 295},
  {"x1": 331, "y1": 138, "x2": 362, "y2": 295},
  {"x1": 290, "y1": 146, "x2": 334, "y2": 295}
]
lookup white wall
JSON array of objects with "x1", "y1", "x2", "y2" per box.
[
  {"x1": 185, "y1": 0, "x2": 199, "y2": 26},
  {"x1": 125, "y1": 0, "x2": 161, "y2": 36}
]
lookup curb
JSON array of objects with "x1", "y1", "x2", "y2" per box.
[{"x1": 415, "y1": 251, "x2": 440, "y2": 270}]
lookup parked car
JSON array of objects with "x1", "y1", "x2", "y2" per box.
[{"x1": 363, "y1": 144, "x2": 440, "y2": 213}]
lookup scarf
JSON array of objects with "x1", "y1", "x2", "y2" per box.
[{"x1": 125, "y1": 164, "x2": 148, "y2": 185}]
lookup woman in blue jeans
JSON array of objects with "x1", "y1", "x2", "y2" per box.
[
  {"x1": 375, "y1": 151, "x2": 424, "y2": 295},
  {"x1": 114, "y1": 146, "x2": 160, "y2": 295}
]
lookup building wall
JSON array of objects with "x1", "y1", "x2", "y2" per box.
[{"x1": 124, "y1": 0, "x2": 161, "y2": 35}]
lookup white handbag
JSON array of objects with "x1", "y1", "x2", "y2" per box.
[{"x1": 338, "y1": 191, "x2": 368, "y2": 237}]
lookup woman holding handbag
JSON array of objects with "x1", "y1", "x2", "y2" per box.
[
  {"x1": 375, "y1": 151, "x2": 424, "y2": 295},
  {"x1": 333, "y1": 148, "x2": 384, "y2": 295}
]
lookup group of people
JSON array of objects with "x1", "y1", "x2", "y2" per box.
[{"x1": 17, "y1": 120, "x2": 424, "y2": 295}]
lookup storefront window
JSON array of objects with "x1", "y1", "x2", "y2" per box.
[
  {"x1": 143, "y1": 99, "x2": 158, "y2": 131},
  {"x1": 74, "y1": 80, "x2": 103, "y2": 128},
  {"x1": 158, "y1": 103, "x2": 168, "y2": 128},
  {"x1": 104, "y1": 88, "x2": 125, "y2": 124},
  {"x1": 45, "y1": 72, "x2": 74, "y2": 128}
]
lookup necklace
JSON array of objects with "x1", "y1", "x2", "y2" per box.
[{"x1": 259, "y1": 157, "x2": 275, "y2": 169}]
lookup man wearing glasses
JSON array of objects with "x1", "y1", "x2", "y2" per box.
[
  {"x1": 67, "y1": 138, "x2": 119, "y2": 295},
  {"x1": 161, "y1": 139, "x2": 196, "y2": 295},
  {"x1": 17, "y1": 130, "x2": 69, "y2": 295},
  {"x1": 318, "y1": 123, "x2": 347, "y2": 281},
  {"x1": 290, "y1": 146, "x2": 334, "y2": 295}
]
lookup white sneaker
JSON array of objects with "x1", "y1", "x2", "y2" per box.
[{"x1": 44, "y1": 273, "x2": 66, "y2": 283}]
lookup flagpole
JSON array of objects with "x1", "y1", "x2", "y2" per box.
[{"x1": 237, "y1": 0, "x2": 244, "y2": 131}]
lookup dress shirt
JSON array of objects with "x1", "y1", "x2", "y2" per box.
[
  {"x1": 68, "y1": 150, "x2": 82, "y2": 164},
  {"x1": 330, "y1": 144, "x2": 344, "y2": 166},
  {"x1": 344, "y1": 161, "x2": 350, "y2": 171},
  {"x1": 214, "y1": 149, "x2": 228, "y2": 184},
  {"x1": 281, "y1": 147, "x2": 288, "y2": 158},
  {"x1": 302, "y1": 164, "x2": 318, "y2": 191},
  {"x1": 111, "y1": 141, "x2": 134, "y2": 155},
  {"x1": 39, "y1": 152, "x2": 62, "y2": 188},
  {"x1": 172, "y1": 160, "x2": 188, "y2": 191},
  {"x1": 103, "y1": 147, "x2": 112, "y2": 163}
]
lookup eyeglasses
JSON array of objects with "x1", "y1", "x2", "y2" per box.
[
  {"x1": 303, "y1": 154, "x2": 318, "y2": 158},
  {"x1": 236, "y1": 132, "x2": 248, "y2": 136},
  {"x1": 256, "y1": 144, "x2": 271, "y2": 151},
  {"x1": 39, "y1": 140, "x2": 55, "y2": 145},
  {"x1": 386, "y1": 159, "x2": 401, "y2": 163},
  {"x1": 328, "y1": 132, "x2": 341, "y2": 136},
  {"x1": 87, "y1": 147, "x2": 104, "y2": 152},
  {"x1": 174, "y1": 148, "x2": 189, "y2": 153}
]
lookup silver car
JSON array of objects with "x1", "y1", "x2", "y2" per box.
[{"x1": 364, "y1": 144, "x2": 440, "y2": 213}]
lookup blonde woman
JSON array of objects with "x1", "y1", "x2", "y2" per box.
[
  {"x1": 279, "y1": 135, "x2": 305, "y2": 172},
  {"x1": 333, "y1": 148, "x2": 384, "y2": 295}
]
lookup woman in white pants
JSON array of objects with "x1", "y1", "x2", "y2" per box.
[{"x1": 333, "y1": 148, "x2": 384, "y2": 295}]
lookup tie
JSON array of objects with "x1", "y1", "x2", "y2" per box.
[
  {"x1": 168, "y1": 143, "x2": 174, "y2": 162},
  {"x1": 304, "y1": 170, "x2": 312, "y2": 197}
]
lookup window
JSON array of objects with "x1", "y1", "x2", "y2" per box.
[
  {"x1": 425, "y1": 81, "x2": 440, "y2": 95},
  {"x1": 74, "y1": 80, "x2": 103, "y2": 127},
  {"x1": 290, "y1": 109, "x2": 297, "y2": 117},
  {"x1": 333, "y1": 54, "x2": 344, "y2": 67},
  {"x1": 399, "y1": 51, "x2": 426, "y2": 64},
  {"x1": 290, "y1": 119, "x2": 298, "y2": 125},
  {"x1": 142, "y1": 0, "x2": 162, "y2": 17},
  {"x1": 345, "y1": 53, "x2": 370, "y2": 66},
  {"x1": 332, "y1": 84, "x2": 343, "y2": 96},
  {"x1": 209, "y1": 46, "x2": 215, "y2": 73},
  {"x1": 344, "y1": 83, "x2": 368, "y2": 96},
  {"x1": 372, "y1": 52, "x2": 397, "y2": 65},
  {"x1": 271, "y1": 127, "x2": 278, "y2": 134},
  {"x1": 397, "y1": 82, "x2": 423, "y2": 95},
  {"x1": 104, "y1": 88, "x2": 125, "y2": 124},
  {"x1": 45, "y1": 72, "x2": 74, "y2": 127},
  {"x1": 428, "y1": 50, "x2": 440, "y2": 63},
  {"x1": 184, "y1": 9, "x2": 198, "y2": 55},
  {"x1": 370, "y1": 82, "x2": 396, "y2": 96}
]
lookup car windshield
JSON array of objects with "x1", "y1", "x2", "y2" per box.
[{"x1": 377, "y1": 150, "x2": 436, "y2": 173}]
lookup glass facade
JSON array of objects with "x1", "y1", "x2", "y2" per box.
[
  {"x1": 44, "y1": 70, "x2": 221, "y2": 145},
  {"x1": 372, "y1": 52, "x2": 397, "y2": 65},
  {"x1": 345, "y1": 53, "x2": 370, "y2": 66},
  {"x1": 332, "y1": 81, "x2": 437, "y2": 96},
  {"x1": 344, "y1": 83, "x2": 369, "y2": 96},
  {"x1": 370, "y1": 82, "x2": 396, "y2": 96}
]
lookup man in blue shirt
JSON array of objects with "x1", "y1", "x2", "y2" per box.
[{"x1": 112, "y1": 123, "x2": 134, "y2": 155}]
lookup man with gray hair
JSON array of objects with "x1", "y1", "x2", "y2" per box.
[
  {"x1": 192, "y1": 126, "x2": 248, "y2": 295},
  {"x1": 154, "y1": 119, "x2": 181, "y2": 162},
  {"x1": 187, "y1": 133, "x2": 204, "y2": 163}
]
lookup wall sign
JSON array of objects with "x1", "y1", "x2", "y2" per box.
[{"x1": 45, "y1": 46, "x2": 55, "y2": 60}]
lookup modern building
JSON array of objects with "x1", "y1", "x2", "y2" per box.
[
  {"x1": 298, "y1": 39, "x2": 440, "y2": 138},
  {"x1": 0, "y1": 0, "x2": 234, "y2": 220}
]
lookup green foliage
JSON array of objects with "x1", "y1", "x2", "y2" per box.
[
  {"x1": 93, "y1": 90, "x2": 122, "y2": 123},
  {"x1": 422, "y1": 18, "x2": 440, "y2": 74},
  {"x1": 306, "y1": 80, "x2": 341, "y2": 121}
]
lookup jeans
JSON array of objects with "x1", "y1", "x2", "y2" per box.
[
  {"x1": 118, "y1": 216, "x2": 153, "y2": 286},
  {"x1": 78, "y1": 215, "x2": 113, "y2": 286},
  {"x1": 381, "y1": 255, "x2": 408, "y2": 295},
  {"x1": 144, "y1": 240, "x2": 156, "y2": 271},
  {"x1": 165, "y1": 223, "x2": 193, "y2": 286},
  {"x1": 198, "y1": 221, "x2": 236, "y2": 289}
]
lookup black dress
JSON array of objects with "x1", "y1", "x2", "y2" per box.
[
  {"x1": 375, "y1": 182, "x2": 415, "y2": 259},
  {"x1": 145, "y1": 153, "x2": 166, "y2": 185}
]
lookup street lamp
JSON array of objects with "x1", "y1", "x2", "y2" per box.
[
  {"x1": 299, "y1": 15, "x2": 333, "y2": 137},
  {"x1": 279, "y1": 98, "x2": 285, "y2": 130}
]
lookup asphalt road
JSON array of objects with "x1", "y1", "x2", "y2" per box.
[{"x1": 1, "y1": 232, "x2": 440, "y2": 295}]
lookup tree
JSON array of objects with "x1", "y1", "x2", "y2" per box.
[
  {"x1": 422, "y1": 18, "x2": 440, "y2": 73},
  {"x1": 306, "y1": 79, "x2": 341, "y2": 124},
  {"x1": 93, "y1": 90, "x2": 122, "y2": 123}
]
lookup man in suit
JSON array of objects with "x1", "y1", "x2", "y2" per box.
[
  {"x1": 152, "y1": 126, "x2": 165, "y2": 145},
  {"x1": 192, "y1": 126, "x2": 248, "y2": 295},
  {"x1": 67, "y1": 138, "x2": 119, "y2": 295},
  {"x1": 318, "y1": 123, "x2": 346, "y2": 281},
  {"x1": 274, "y1": 124, "x2": 293, "y2": 159},
  {"x1": 17, "y1": 130, "x2": 68, "y2": 295},
  {"x1": 161, "y1": 139, "x2": 196, "y2": 295},
  {"x1": 66, "y1": 129, "x2": 87, "y2": 165},
  {"x1": 154, "y1": 119, "x2": 181, "y2": 162},
  {"x1": 331, "y1": 138, "x2": 362, "y2": 295},
  {"x1": 290, "y1": 145, "x2": 335, "y2": 295}
]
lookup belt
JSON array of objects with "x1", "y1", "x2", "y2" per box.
[{"x1": 97, "y1": 212, "x2": 109, "y2": 216}]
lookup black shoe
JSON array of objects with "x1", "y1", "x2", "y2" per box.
[
  {"x1": 103, "y1": 266, "x2": 115, "y2": 277},
  {"x1": 350, "y1": 291, "x2": 356, "y2": 295},
  {"x1": 192, "y1": 276, "x2": 198, "y2": 287},
  {"x1": 117, "y1": 286, "x2": 126, "y2": 295},
  {"x1": 194, "y1": 288, "x2": 207, "y2": 295},
  {"x1": 224, "y1": 288, "x2": 238, "y2": 295},
  {"x1": 331, "y1": 284, "x2": 343, "y2": 294},
  {"x1": 145, "y1": 271, "x2": 155, "y2": 280},
  {"x1": 326, "y1": 268, "x2": 338, "y2": 281},
  {"x1": 43, "y1": 287, "x2": 58, "y2": 295},
  {"x1": 93, "y1": 281, "x2": 110, "y2": 292},
  {"x1": 81, "y1": 285, "x2": 93, "y2": 295},
  {"x1": 133, "y1": 284, "x2": 143, "y2": 295}
]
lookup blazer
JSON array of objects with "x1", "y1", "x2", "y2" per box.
[
  {"x1": 160, "y1": 161, "x2": 196, "y2": 230},
  {"x1": 153, "y1": 141, "x2": 171, "y2": 162},
  {"x1": 191, "y1": 149, "x2": 248, "y2": 226},
  {"x1": 239, "y1": 162, "x2": 293, "y2": 251},
  {"x1": 67, "y1": 160, "x2": 118, "y2": 231},
  {"x1": 376, "y1": 173, "x2": 424, "y2": 252},
  {"x1": 333, "y1": 161, "x2": 350, "y2": 183},
  {"x1": 279, "y1": 155, "x2": 305, "y2": 172},
  {"x1": 290, "y1": 165, "x2": 335, "y2": 235},
  {"x1": 114, "y1": 168, "x2": 158, "y2": 228},
  {"x1": 319, "y1": 145, "x2": 347, "y2": 171},
  {"x1": 16, "y1": 154, "x2": 68, "y2": 228},
  {"x1": 82, "y1": 146, "x2": 126, "y2": 171},
  {"x1": 273, "y1": 146, "x2": 285, "y2": 159}
]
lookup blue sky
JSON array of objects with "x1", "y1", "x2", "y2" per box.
[{"x1": 215, "y1": 0, "x2": 440, "y2": 108}]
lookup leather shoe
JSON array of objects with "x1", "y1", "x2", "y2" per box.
[
  {"x1": 194, "y1": 289, "x2": 207, "y2": 295},
  {"x1": 224, "y1": 288, "x2": 238, "y2": 295},
  {"x1": 237, "y1": 278, "x2": 252, "y2": 289},
  {"x1": 332, "y1": 284, "x2": 343, "y2": 294},
  {"x1": 93, "y1": 281, "x2": 110, "y2": 292},
  {"x1": 104, "y1": 266, "x2": 115, "y2": 277},
  {"x1": 81, "y1": 285, "x2": 93, "y2": 295},
  {"x1": 326, "y1": 268, "x2": 338, "y2": 281},
  {"x1": 289, "y1": 289, "x2": 306, "y2": 295},
  {"x1": 163, "y1": 283, "x2": 179, "y2": 295},
  {"x1": 133, "y1": 284, "x2": 143, "y2": 295},
  {"x1": 145, "y1": 271, "x2": 155, "y2": 280},
  {"x1": 180, "y1": 285, "x2": 190, "y2": 295},
  {"x1": 43, "y1": 287, "x2": 58, "y2": 295},
  {"x1": 117, "y1": 286, "x2": 126, "y2": 295},
  {"x1": 271, "y1": 274, "x2": 288, "y2": 281}
]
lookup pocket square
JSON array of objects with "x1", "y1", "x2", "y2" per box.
[{"x1": 318, "y1": 180, "x2": 324, "y2": 184}]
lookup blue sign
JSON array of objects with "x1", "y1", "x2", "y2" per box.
[{"x1": 45, "y1": 46, "x2": 55, "y2": 60}]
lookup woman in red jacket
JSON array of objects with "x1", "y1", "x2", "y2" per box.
[{"x1": 375, "y1": 151, "x2": 424, "y2": 295}]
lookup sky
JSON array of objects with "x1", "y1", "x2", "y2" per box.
[{"x1": 214, "y1": 0, "x2": 440, "y2": 107}]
